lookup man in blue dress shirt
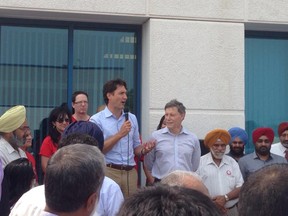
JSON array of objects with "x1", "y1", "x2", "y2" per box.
[
  {"x1": 90, "y1": 78, "x2": 155, "y2": 198},
  {"x1": 144, "y1": 99, "x2": 201, "y2": 183}
]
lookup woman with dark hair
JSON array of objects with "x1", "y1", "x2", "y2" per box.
[
  {"x1": 39, "y1": 105, "x2": 71, "y2": 174},
  {"x1": 0, "y1": 158, "x2": 35, "y2": 215},
  {"x1": 156, "y1": 115, "x2": 166, "y2": 130}
]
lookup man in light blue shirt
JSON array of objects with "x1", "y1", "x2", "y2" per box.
[
  {"x1": 144, "y1": 99, "x2": 201, "y2": 182},
  {"x1": 90, "y1": 78, "x2": 155, "y2": 197}
]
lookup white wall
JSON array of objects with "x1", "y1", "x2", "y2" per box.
[
  {"x1": 141, "y1": 19, "x2": 245, "y2": 140},
  {"x1": 1, "y1": 0, "x2": 288, "y2": 139}
]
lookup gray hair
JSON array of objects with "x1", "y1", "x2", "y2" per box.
[
  {"x1": 161, "y1": 170, "x2": 201, "y2": 187},
  {"x1": 164, "y1": 99, "x2": 186, "y2": 114},
  {"x1": 45, "y1": 144, "x2": 105, "y2": 213}
]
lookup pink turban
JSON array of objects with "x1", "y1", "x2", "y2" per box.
[
  {"x1": 252, "y1": 127, "x2": 274, "y2": 144},
  {"x1": 204, "y1": 129, "x2": 231, "y2": 148},
  {"x1": 278, "y1": 122, "x2": 288, "y2": 137}
]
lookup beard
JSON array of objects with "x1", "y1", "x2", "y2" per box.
[
  {"x1": 210, "y1": 149, "x2": 225, "y2": 159},
  {"x1": 230, "y1": 146, "x2": 244, "y2": 156},
  {"x1": 282, "y1": 141, "x2": 288, "y2": 148},
  {"x1": 10, "y1": 133, "x2": 26, "y2": 147},
  {"x1": 256, "y1": 146, "x2": 270, "y2": 156}
]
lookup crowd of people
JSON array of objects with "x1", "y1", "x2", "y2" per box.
[{"x1": 0, "y1": 78, "x2": 288, "y2": 216}]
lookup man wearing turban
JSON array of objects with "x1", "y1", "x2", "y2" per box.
[
  {"x1": 270, "y1": 122, "x2": 288, "y2": 160},
  {"x1": 227, "y1": 127, "x2": 248, "y2": 162},
  {"x1": 196, "y1": 129, "x2": 243, "y2": 216},
  {"x1": 238, "y1": 127, "x2": 287, "y2": 181},
  {"x1": 0, "y1": 105, "x2": 28, "y2": 168}
]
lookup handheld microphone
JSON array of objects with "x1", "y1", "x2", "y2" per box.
[{"x1": 124, "y1": 107, "x2": 129, "y2": 121}]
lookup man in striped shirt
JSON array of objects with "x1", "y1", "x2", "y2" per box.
[{"x1": 197, "y1": 129, "x2": 243, "y2": 216}]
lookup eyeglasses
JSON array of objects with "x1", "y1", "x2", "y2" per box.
[
  {"x1": 74, "y1": 101, "x2": 88, "y2": 105},
  {"x1": 57, "y1": 118, "x2": 70, "y2": 123}
]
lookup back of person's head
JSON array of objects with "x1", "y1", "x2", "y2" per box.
[
  {"x1": 62, "y1": 121, "x2": 104, "y2": 151},
  {"x1": 238, "y1": 163, "x2": 288, "y2": 216},
  {"x1": 45, "y1": 144, "x2": 105, "y2": 214},
  {"x1": 59, "y1": 133, "x2": 98, "y2": 149},
  {"x1": 117, "y1": 184, "x2": 221, "y2": 216},
  {"x1": 2, "y1": 158, "x2": 34, "y2": 208},
  {"x1": 161, "y1": 170, "x2": 210, "y2": 197}
]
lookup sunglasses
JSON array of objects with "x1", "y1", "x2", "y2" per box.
[{"x1": 57, "y1": 118, "x2": 70, "y2": 123}]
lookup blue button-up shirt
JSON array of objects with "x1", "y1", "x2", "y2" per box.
[
  {"x1": 90, "y1": 107, "x2": 141, "y2": 166},
  {"x1": 144, "y1": 127, "x2": 201, "y2": 179},
  {"x1": 238, "y1": 151, "x2": 287, "y2": 181}
]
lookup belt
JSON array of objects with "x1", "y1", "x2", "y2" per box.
[{"x1": 106, "y1": 163, "x2": 134, "y2": 171}]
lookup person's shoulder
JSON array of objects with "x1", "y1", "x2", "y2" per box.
[
  {"x1": 270, "y1": 153, "x2": 287, "y2": 162},
  {"x1": 90, "y1": 111, "x2": 104, "y2": 120},
  {"x1": 271, "y1": 142, "x2": 281, "y2": 149},
  {"x1": 11, "y1": 185, "x2": 46, "y2": 215},
  {"x1": 101, "y1": 177, "x2": 124, "y2": 198},
  {"x1": 102, "y1": 176, "x2": 122, "y2": 190},
  {"x1": 42, "y1": 136, "x2": 52, "y2": 143},
  {"x1": 238, "y1": 153, "x2": 253, "y2": 163}
]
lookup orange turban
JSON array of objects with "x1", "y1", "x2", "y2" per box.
[
  {"x1": 278, "y1": 122, "x2": 288, "y2": 137},
  {"x1": 252, "y1": 127, "x2": 274, "y2": 144},
  {"x1": 204, "y1": 129, "x2": 231, "y2": 148}
]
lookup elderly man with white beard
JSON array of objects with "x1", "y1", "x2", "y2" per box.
[{"x1": 196, "y1": 129, "x2": 243, "y2": 216}]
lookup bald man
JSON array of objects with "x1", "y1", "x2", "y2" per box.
[
  {"x1": 161, "y1": 170, "x2": 209, "y2": 197},
  {"x1": 196, "y1": 129, "x2": 243, "y2": 216}
]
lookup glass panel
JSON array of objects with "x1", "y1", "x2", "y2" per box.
[
  {"x1": 245, "y1": 36, "x2": 288, "y2": 153},
  {"x1": 0, "y1": 26, "x2": 68, "y2": 134},
  {"x1": 73, "y1": 30, "x2": 138, "y2": 114}
]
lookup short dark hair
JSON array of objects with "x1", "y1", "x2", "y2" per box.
[
  {"x1": 59, "y1": 133, "x2": 98, "y2": 149},
  {"x1": 164, "y1": 99, "x2": 186, "y2": 115},
  {"x1": 45, "y1": 144, "x2": 105, "y2": 213},
  {"x1": 103, "y1": 79, "x2": 127, "y2": 105},
  {"x1": 72, "y1": 91, "x2": 89, "y2": 103},
  {"x1": 62, "y1": 121, "x2": 104, "y2": 151},
  {"x1": 117, "y1": 184, "x2": 221, "y2": 216},
  {"x1": 238, "y1": 163, "x2": 288, "y2": 216}
]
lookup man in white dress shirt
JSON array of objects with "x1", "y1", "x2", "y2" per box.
[
  {"x1": 10, "y1": 144, "x2": 105, "y2": 216},
  {"x1": 270, "y1": 122, "x2": 288, "y2": 160},
  {"x1": 197, "y1": 129, "x2": 243, "y2": 216}
]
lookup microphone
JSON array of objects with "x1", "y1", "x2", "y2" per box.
[{"x1": 124, "y1": 108, "x2": 129, "y2": 121}]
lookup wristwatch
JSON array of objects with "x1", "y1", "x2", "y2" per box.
[{"x1": 224, "y1": 194, "x2": 229, "y2": 202}]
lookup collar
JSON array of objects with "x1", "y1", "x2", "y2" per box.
[
  {"x1": 161, "y1": 126, "x2": 188, "y2": 135},
  {"x1": 205, "y1": 152, "x2": 229, "y2": 166},
  {"x1": 0, "y1": 137, "x2": 18, "y2": 154},
  {"x1": 252, "y1": 151, "x2": 273, "y2": 161}
]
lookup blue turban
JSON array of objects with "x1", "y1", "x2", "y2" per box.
[
  {"x1": 63, "y1": 121, "x2": 104, "y2": 151},
  {"x1": 228, "y1": 127, "x2": 248, "y2": 145}
]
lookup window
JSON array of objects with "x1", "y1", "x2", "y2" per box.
[
  {"x1": 245, "y1": 31, "x2": 288, "y2": 153},
  {"x1": 0, "y1": 19, "x2": 141, "y2": 153}
]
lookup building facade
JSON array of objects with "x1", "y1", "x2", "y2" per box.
[{"x1": 1, "y1": 1, "x2": 288, "y2": 155}]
